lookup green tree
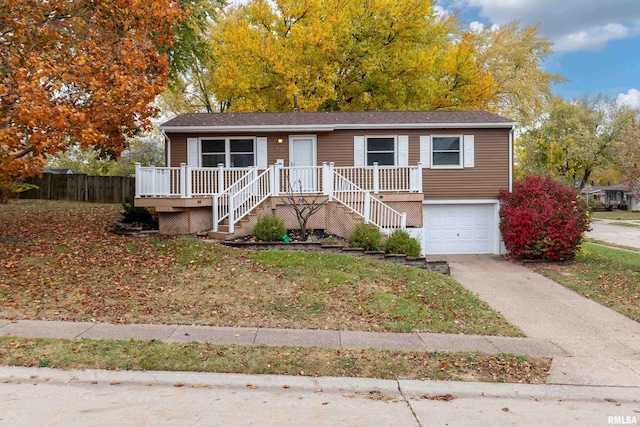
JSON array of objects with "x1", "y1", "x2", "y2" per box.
[
  {"x1": 209, "y1": 0, "x2": 499, "y2": 112},
  {"x1": 613, "y1": 117, "x2": 640, "y2": 198},
  {"x1": 517, "y1": 95, "x2": 636, "y2": 188},
  {"x1": 47, "y1": 145, "x2": 115, "y2": 176},
  {"x1": 470, "y1": 22, "x2": 565, "y2": 125},
  {"x1": 161, "y1": 0, "x2": 226, "y2": 113}
]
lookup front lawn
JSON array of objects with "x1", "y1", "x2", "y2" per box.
[
  {"x1": 591, "y1": 211, "x2": 640, "y2": 220},
  {"x1": 528, "y1": 243, "x2": 640, "y2": 322},
  {"x1": 0, "y1": 200, "x2": 521, "y2": 336}
]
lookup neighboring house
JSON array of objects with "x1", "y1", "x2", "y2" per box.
[
  {"x1": 582, "y1": 184, "x2": 640, "y2": 211},
  {"x1": 135, "y1": 111, "x2": 516, "y2": 255},
  {"x1": 43, "y1": 168, "x2": 86, "y2": 175}
]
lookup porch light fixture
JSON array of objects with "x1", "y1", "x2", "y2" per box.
[{"x1": 277, "y1": 138, "x2": 284, "y2": 144}]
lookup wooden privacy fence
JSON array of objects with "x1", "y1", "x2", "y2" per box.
[{"x1": 20, "y1": 174, "x2": 135, "y2": 203}]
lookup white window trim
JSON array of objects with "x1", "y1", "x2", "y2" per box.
[
  {"x1": 431, "y1": 135, "x2": 463, "y2": 169},
  {"x1": 365, "y1": 135, "x2": 397, "y2": 166},
  {"x1": 199, "y1": 136, "x2": 257, "y2": 168}
]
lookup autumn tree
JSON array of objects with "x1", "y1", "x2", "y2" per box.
[
  {"x1": 517, "y1": 95, "x2": 635, "y2": 188},
  {"x1": 209, "y1": 0, "x2": 498, "y2": 112},
  {"x1": 0, "y1": 0, "x2": 184, "y2": 191},
  {"x1": 470, "y1": 22, "x2": 564, "y2": 125}
]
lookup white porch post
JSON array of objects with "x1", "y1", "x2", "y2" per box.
[
  {"x1": 185, "y1": 164, "x2": 192, "y2": 198},
  {"x1": 373, "y1": 162, "x2": 379, "y2": 194},
  {"x1": 410, "y1": 163, "x2": 423, "y2": 192},
  {"x1": 322, "y1": 162, "x2": 329, "y2": 196},
  {"x1": 212, "y1": 195, "x2": 219, "y2": 232},
  {"x1": 228, "y1": 195, "x2": 235, "y2": 234},
  {"x1": 270, "y1": 164, "x2": 278, "y2": 195},
  {"x1": 217, "y1": 163, "x2": 225, "y2": 194},
  {"x1": 327, "y1": 162, "x2": 335, "y2": 201},
  {"x1": 134, "y1": 163, "x2": 141, "y2": 198},
  {"x1": 364, "y1": 192, "x2": 371, "y2": 224},
  {"x1": 401, "y1": 212, "x2": 407, "y2": 229}
]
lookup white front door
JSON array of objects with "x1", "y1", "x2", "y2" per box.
[{"x1": 289, "y1": 136, "x2": 317, "y2": 192}]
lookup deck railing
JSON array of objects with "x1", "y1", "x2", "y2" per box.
[
  {"x1": 136, "y1": 163, "x2": 421, "y2": 198},
  {"x1": 137, "y1": 162, "x2": 417, "y2": 234}
]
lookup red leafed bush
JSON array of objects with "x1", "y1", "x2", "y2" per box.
[{"x1": 499, "y1": 175, "x2": 591, "y2": 261}]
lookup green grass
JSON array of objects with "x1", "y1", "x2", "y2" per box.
[
  {"x1": 248, "y1": 250, "x2": 523, "y2": 335},
  {"x1": 591, "y1": 211, "x2": 640, "y2": 220},
  {"x1": 530, "y1": 243, "x2": 640, "y2": 322},
  {"x1": 609, "y1": 221, "x2": 640, "y2": 228},
  {"x1": 0, "y1": 336, "x2": 550, "y2": 384}
]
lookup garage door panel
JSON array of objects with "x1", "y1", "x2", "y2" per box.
[{"x1": 423, "y1": 204, "x2": 496, "y2": 255}]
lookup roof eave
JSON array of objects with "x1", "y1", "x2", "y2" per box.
[{"x1": 160, "y1": 122, "x2": 518, "y2": 133}]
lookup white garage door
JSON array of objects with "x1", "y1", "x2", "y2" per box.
[{"x1": 423, "y1": 204, "x2": 497, "y2": 254}]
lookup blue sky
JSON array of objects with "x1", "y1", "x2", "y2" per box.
[{"x1": 437, "y1": 0, "x2": 640, "y2": 108}]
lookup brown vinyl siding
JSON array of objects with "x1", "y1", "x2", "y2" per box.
[
  {"x1": 416, "y1": 128, "x2": 511, "y2": 200},
  {"x1": 166, "y1": 127, "x2": 511, "y2": 200}
]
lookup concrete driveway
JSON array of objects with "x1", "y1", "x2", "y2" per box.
[
  {"x1": 441, "y1": 254, "x2": 640, "y2": 387},
  {"x1": 587, "y1": 219, "x2": 640, "y2": 249}
]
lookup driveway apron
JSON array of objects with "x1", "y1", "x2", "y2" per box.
[{"x1": 442, "y1": 254, "x2": 640, "y2": 387}]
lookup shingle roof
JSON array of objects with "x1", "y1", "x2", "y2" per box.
[{"x1": 160, "y1": 111, "x2": 516, "y2": 131}]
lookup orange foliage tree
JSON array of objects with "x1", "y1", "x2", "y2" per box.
[{"x1": 0, "y1": 0, "x2": 184, "y2": 189}]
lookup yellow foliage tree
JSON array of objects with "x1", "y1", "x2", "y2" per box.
[{"x1": 210, "y1": 0, "x2": 499, "y2": 112}]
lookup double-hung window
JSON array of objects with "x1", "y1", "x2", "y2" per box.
[
  {"x1": 200, "y1": 138, "x2": 255, "y2": 167},
  {"x1": 201, "y1": 139, "x2": 226, "y2": 167},
  {"x1": 432, "y1": 136, "x2": 462, "y2": 167},
  {"x1": 366, "y1": 136, "x2": 395, "y2": 166}
]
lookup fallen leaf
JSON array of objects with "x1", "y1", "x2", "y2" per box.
[{"x1": 421, "y1": 394, "x2": 456, "y2": 402}]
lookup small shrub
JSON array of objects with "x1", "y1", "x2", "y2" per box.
[
  {"x1": 499, "y1": 175, "x2": 591, "y2": 261},
  {"x1": 121, "y1": 197, "x2": 158, "y2": 229},
  {"x1": 349, "y1": 223, "x2": 382, "y2": 251},
  {"x1": 121, "y1": 197, "x2": 157, "y2": 227},
  {"x1": 385, "y1": 229, "x2": 421, "y2": 257},
  {"x1": 253, "y1": 214, "x2": 286, "y2": 242}
]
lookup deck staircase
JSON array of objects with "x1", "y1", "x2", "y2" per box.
[{"x1": 207, "y1": 165, "x2": 408, "y2": 240}]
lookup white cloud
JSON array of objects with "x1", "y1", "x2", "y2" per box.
[
  {"x1": 442, "y1": 0, "x2": 640, "y2": 52},
  {"x1": 468, "y1": 21, "x2": 485, "y2": 32},
  {"x1": 553, "y1": 23, "x2": 631, "y2": 52},
  {"x1": 617, "y1": 88, "x2": 640, "y2": 110}
]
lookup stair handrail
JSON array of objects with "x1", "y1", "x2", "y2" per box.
[
  {"x1": 212, "y1": 168, "x2": 256, "y2": 232},
  {"x1": 332, "y1": 170, "x2": 407, "y2": 232},
  {"x1": 227, "y1": 168, "x2": 273, "y2": 233}
]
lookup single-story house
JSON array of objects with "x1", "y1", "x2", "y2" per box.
[
  {"x1": 582, "y1": 184, "x2": 640, "y2": 211},
  {"x1": 135, "y1": 110, "x2": 516, "y2": 255}
]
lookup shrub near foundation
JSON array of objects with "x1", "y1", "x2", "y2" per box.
[
  {"x1": 253, "y1": 213, "x2": 287, "y2": 242},
  {"x1": 385, "y1": 229, "x2": 421, "y2": 257},
  {"x1": 499, "y1": 175, "x2": 590, "y2": 261},
  {"x1": 349, "y1": 223, "x2": 383, "y2": 251}
]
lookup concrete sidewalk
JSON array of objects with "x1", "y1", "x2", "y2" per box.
[{"x1": 0, "y1": 318, "x2": 565, "y2": 358}]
